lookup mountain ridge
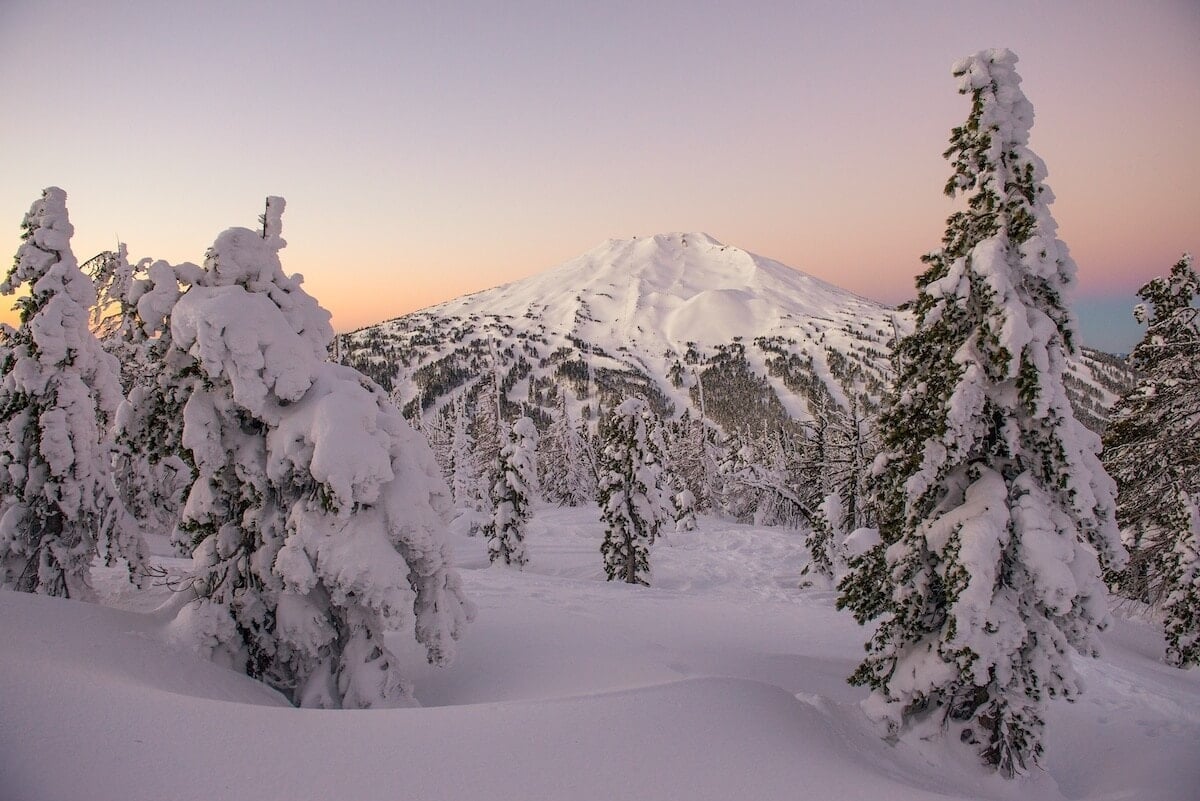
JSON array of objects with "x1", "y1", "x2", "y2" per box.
[
  {"x1": 338, "y1": 233, "x2": 1132, "y2": 435},
  {"x1": 378, "y1": 232, "x2": 891, "y2": 348}
]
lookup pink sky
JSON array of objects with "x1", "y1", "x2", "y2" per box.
[{"x1": 1, "y1": 1, "x2": 1196, "y2": 352}]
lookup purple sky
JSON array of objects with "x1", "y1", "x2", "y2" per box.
[{"x1": 2, "y1": 0, "x2": 1197, "y2": 352}]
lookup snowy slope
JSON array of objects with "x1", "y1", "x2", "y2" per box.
[
  {"x1": 3, "y1": 508, "x2": 1198, "y2": 801},
  {"x1": 424, "y1": 233, "x2": 886, "y2": 349},
  {"x1": 340, "y1": 234, "x2": 899, "y2": 426},
  {"x1": 339, "y1": 233, "x2": 1131, "y2": 431}
]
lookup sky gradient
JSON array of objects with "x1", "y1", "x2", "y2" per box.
[{"x1": 2, "y1": 0, "x2": 1197, "y2": 353}]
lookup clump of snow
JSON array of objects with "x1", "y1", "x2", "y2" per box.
[{"x1": 842, "y1": 526, "x2": 881, "y2": 558}]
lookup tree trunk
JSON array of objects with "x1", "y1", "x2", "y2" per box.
[{"x1": 624, "y1": 530, "x2": 636, "y2": 584}]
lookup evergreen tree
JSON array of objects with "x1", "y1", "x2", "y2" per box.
[
  {"x1": 804, "y1": 491, "x2": 844, "y2": 582},
  {"x1": 81, "y1": 244, "x2": 147, "y2": 392},
  {"x1": 837, "y1": 51, "x2": 1123, "y2": 776},
  {"x1": 111, "y1": 257, "x2": 204, "y2": 555},
  {"x1": 469, "y1": 372, "x2": 503, "y2": 524},
  {"x1": 716, "y1": 425, "x2": 814, "y2": 528},
  {"x1": 0, "y1": 187, "x2": 139, "y2": 596},
  {"x1": 417, "y1": 400, "x2": 450, "y2": 481},
  {"x1": 1102, "y1": 254, "x2": 1200, "y2": 667},
  {"x1": 538, "y1": 389, "x2": 572, "y2": 505},
  {"x1": 662, "y1": 410, "x2": 714, "y2": 514},
  {"x1": 673, "y1": 488, "x2": 697, "y2": 532},
  {"x1": 484, "y1": 416, "x2": 537, "y2": 567},
  {"x1": 823, "y1": 397, "x2": 876, "y2": 532},
  {"x1": 573, "y1": 417, "x2": 599, "y2": 502},
  {"x1": 540, "y1": 388, "x2": 594, "y2": 506},
  {"x1": 169, "y1": 198, "x2": 472, "y2": 707},
  {"x1": 805, "y1": 399, "x2": 878, "y2": 581},
  {"x1": 597, "y1": 397, "x2": 673, "y2": 585},
  {"x1": 447, "y1": 392, "x2": 478, "y2": 508}
]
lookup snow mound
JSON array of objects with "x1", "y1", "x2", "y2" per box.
[
  {"x1": 0, "y1": 587, "x2": 983, "y2": 801},
  {"x1": 0, "y1": 590, "x2": 286, "y2": 706},
  {"x1": 665, "y1": 287, "x2": 777, "y2": 343}
]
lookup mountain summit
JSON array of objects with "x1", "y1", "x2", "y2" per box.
[
  {"x1": 339, "y1": 234, "x2": 1130, "y2": 434},
  {"x1": 418, "y1": 232, "x2": 888, "y2": 349}
]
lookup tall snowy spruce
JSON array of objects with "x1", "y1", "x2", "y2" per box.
[
  {"x1": 446, "y1": 392, "x2": 478, "y2": 509},
  {"x1": 1102, "y1": 254, "x2": 1199, "y2": 667},
  {"x1": 0, "y1": 188, "x2": 139, "y2": 596},
  {"x1": 169, "y1": 198, "x2": 472, "y2": 707},
  {"x1": 837, "y1": 51, "x2": 1123, "y2": 775},
  {"x1": 598, "y1": 397, "x2": 674, "y2": 585},
  {"x1": 484, "y1": 416, "x2": 537, "y2": 567}
]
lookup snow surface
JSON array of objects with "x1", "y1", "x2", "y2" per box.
[
  {"x1": 3, "y1": 506, "x2": 1197, "y2": 801},
  {"x1": 417, "y1": 232, "x2": 888, "y2": 349}
]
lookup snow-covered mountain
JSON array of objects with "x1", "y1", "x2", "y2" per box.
[
  {"x1": 420, "y1": 232, "x2": 889, "y2": 350},
  {"x1": 339, "y1": 233, "x2": 1131, "y2": 432}
]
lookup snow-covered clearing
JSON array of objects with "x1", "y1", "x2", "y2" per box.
[{"x1": 2, "y1": 506, "x2": 1197, "y2": 801}]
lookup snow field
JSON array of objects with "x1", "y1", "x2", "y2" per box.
[{"x1": 3, "y1": 504, "x2": 1197, "y2": 800}]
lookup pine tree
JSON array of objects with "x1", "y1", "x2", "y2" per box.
[
  {"x1": 0, "y1": 187, "x2": 138, "y2": 596},
  {"x1": 572, "y1": 417, "x2": 599, "y2": 502},
  {"x1": 662, "y1": 410, "x2": 713, "y2": 514},
  {"x1": 1102, "y1": 254, "x2": 1199, "y2": 667},
  {"x1": 836, "y1": 51, "x2": 1123, "y2": 776},
  {"x1": 717, "y1": 425, "x2": 814, "y2": 528},
  {"x1": 447, "y1": 392, "x2": 478, "y2": 508},
  {"x1": 805, "y1": 399, "x2": 878, "y2": 581},
  {"x1": 824, "y1": 397, "x2": 876, "y2": 533},
  {"x1": 484, "y1": 416, "x2": 537, "y2": 567},
  {"x1": 804, "y1": 491, "x2": 844, "y2": 582},
  {"x1": 538, "y1": 389, "x2": 571, "y2": 505},
  {"x1": 673, "y1": 488, "x2": 697, "y2": 532},
  {"x1": 469, "y1": 372, "x2": 503, "y2": 525},
  {"x1": 168, "y1": 198, "x2": 472, "y2": 707},
  {"x1": 109, "y1": 256, "x2": 203, "y2": 555},
  {"x1": 540, "y1": 389, "x2": 594, "y2": 506},
  {"x1": 81, "y1": 244, "x2": 147, "y2": 392},
  {"x1": 597, "y1": 397, "x2": 674, "y2": 585}
]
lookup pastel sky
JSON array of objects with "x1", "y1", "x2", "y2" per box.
[{"x1": 1, "y1": 1, "x2": 1197, "y2": 353}]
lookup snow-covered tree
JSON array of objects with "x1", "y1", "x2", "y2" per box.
[
  {"x1": 468, "y1": 372, "x2": 503, "y2": 525},
  {"x1": 716, "y1": 425, "x2": 814, "y2": 528},
  {"x1": 540, "y1": 388, "x2": 594, "y2": 506},
  {"x1": 1102, "y1": 254, "x2": 1199, "y2": 667},
  {"x1": 0, "y1": 187, "x2": 139, "y2": 596},
  {"x1": 673, "y1": 488, "x2": 697, "y2": 532},
  {"x1": 662, "y1": 410, "x2": 714, "y2": 514},
  {"x1": 576, "y1": 418, "x2": 599, "y2": 499},
  {"x1": 81, "y1": 244, "x2": 149, "y2": 392},
  {"x1": 484, "y1": 416, "x2": 538, "y2": 567},
  {"x1": 169, "y1": 198, "x2": 472, "y2": 707},
  {"x1": 104, "y1": 256, "x2": 203, "y2": 554},
  {"x1": 837, "y1": 51, "x2": 1124, "y2": 776},
  {"x1": 598, "y1": 397, "x2": 674, "y2": 585},
  {"x1": 805, "y1": 399, "x2": 878, "y2": 582},
  {"x1": 447, "y1": 392, "x2": 478, "y2": 508},
  {"x1": 822, "y1": 397, "x2": 876, "y2": 533},
  {"x1": 804, "y1": 491, "x2": 845, "y2": 582}
]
